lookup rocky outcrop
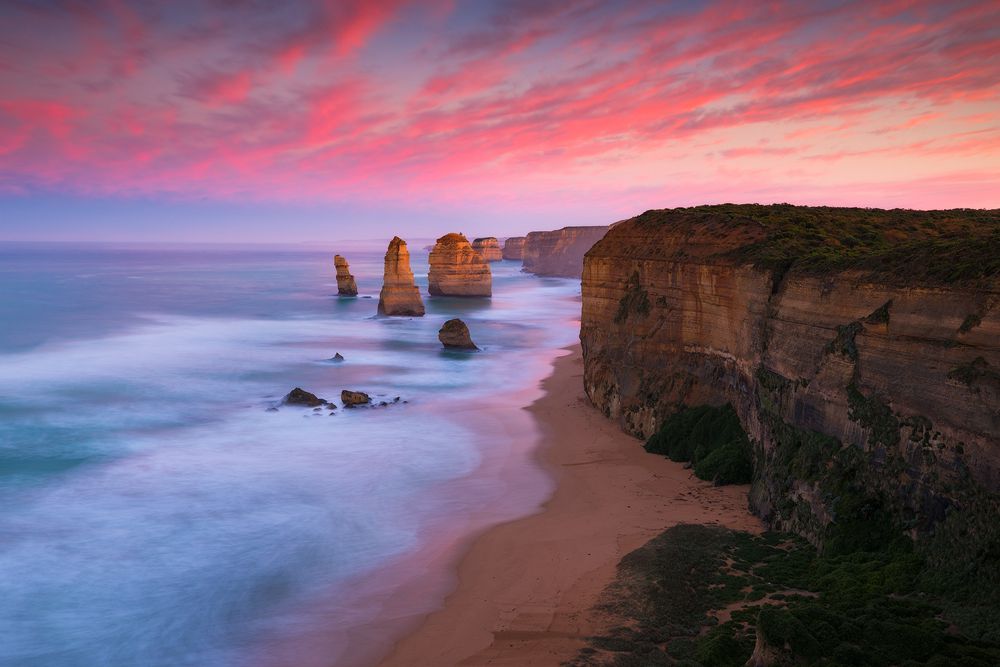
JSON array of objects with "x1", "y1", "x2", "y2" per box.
[
  {"x1": 341, "y1": 390, "x2": 371, "y2": 406},
  {"x1": 438, "y1": 318, "x2": 478, "y2": 350},
  {"x1": 428, "y1": 233, "x2": 492, "y2": 297},
  {"x1": 378, "y1": 237, "x2": 425, "y2": 316},
  {"x1": 581, "y1": 205, "x2": 999, "y2": 567},
  {"x1": 284, "y1": 388, "x2": 331, "y2": 407},
  {"x1": 472, "y1": 237, "x2": 503, "y2": 261},
  {"x1": 502, "y1": 236, "x2": 525, "y2": 260},
  {"x1": 334, "y1": 255, "x2": 358, "y2": 296},
  {"x1": 522, "y1": 226, "x2": 610, "y2": 277}
]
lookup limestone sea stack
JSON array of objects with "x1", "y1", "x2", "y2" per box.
[
  {"x1": 427, "y1": 233, "x2": 492, "y2": 297},
  {"x1": 472, "y1": 237, "x2": 503, "y2": 262},
  {"x1": 377, "y1": 237, "x2": 425, "y2": 316},
  {"x1": 334, "y1": 255, "x2": 358, "y2": 296},
  {"x1": 438, "y1": 318, "x2": 478, "y2": 350},
  {"x1": 502, "y1": 236, "x2": 525, "y2": 260}
]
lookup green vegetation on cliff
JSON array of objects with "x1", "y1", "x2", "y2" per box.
[
  {"x1": 631, "y1": 204, "x2": 1000, "y2": 284},
  {"x1": 569, "y1": 524, "x2": 1000, "y2": 667},
  {"x1": 644, "y1": 404, "x2": 752, "y2": 485}
]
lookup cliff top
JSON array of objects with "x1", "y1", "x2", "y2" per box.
[
  {"x1": 435, "y1": 232, "x2": 470, "y2": 244},
  {"x1": 624, "y1": 204, "x2": 999, "y2": 285}
]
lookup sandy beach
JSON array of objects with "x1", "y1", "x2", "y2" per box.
[{"x1": 379, "y1": 345, "x2": 763, "y2": 667}]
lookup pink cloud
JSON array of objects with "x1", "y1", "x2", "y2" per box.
[{"x1": 0, "y1": 0, "x2": 996, "y2": 212}]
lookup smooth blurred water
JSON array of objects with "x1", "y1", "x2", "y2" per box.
[{"x1": 0, "y1": 242, "x2": 582, "y2": 667}]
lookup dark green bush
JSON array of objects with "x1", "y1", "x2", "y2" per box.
[{"x1": 644, "y1": 404, "x2": 752, "y2": 484}]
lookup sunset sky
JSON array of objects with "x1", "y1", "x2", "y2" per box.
[{"x1": 1, "y1": 0, "x2": 998, "y2": 242}]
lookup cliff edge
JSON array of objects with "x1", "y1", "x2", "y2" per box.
[
  {"x1": 581, "y1": 204, "x2": 999, "y2": 581},
  {"x1": 522, "y1": 225, "x2": 610, "y2": 277}
]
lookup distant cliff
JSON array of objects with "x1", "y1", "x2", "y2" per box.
[
  {"x1": 581, "y1": 205, "x2": 999, "y2": 574},
  {"x1": 522, "y1": 226, "x2": 610, "y2": 277},
  {"x1": 502, "y1": 236, "x2": 525, "y2": 260}
]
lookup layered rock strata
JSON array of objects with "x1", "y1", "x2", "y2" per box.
[
  {"x1": 334, "y1": 254, "x2": 358, "y2": 296},
  {"x1": 472, "y1": 237, "x2": 503, "y2": 261},
  {"x1": 438, "y1": 318, "x2": 478, "y2": 350},
  {"x1": 377, "y1": 237, "x2": 425, "y2": 316},
  {"x1": 581, "y1": 205, "x2": 999, "y2": 566},
  {"x1": 502, "y1": 236, "x2": 525, "y2": 260},
  {"x1": 522, "y1": 226, "x2": 610, "y2": 277},
  {"x1": 428, "y1": 233, "x2": 492, "y2": 297}
]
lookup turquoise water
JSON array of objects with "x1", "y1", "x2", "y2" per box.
[{"x1": 0, "y1": 243, "x2": 581, "y2": 666}]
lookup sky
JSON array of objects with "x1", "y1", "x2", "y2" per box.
[{"x1": 0, "y1": 0, "x2": 998, "y2": 242}]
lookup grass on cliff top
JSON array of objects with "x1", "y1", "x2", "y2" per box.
[
  {"x1": 567, "y1": 524, "x2": 1000, "y2": 667},
  {"x1": 630, "y1": 204, "x2": 1000, "y2": 284}
]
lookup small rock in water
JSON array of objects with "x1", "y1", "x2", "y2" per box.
[
  {"x1": 438, "y1": 318, "x2": 478, "y2": 350},
  {"x1": 331, "y1": 352, "x2": 345, "y2": 362},
  {"x1": 341, "y1": 390, "x2": 371, "y2": 407},
  {"x1": 283, "y1": 387, "x2": 327, "y2": 407},
  {"x1": 265, "y1": 407, "x2": 279, "y2": 412}
]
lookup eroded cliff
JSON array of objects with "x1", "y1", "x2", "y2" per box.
[
  {"x1": 502, "y1": 236, "x2": 525, "y2": 260},
  {"x1": 378, "y1": 236, "x2": 425, "y2": 316},
  {"x1": 581, "y1": 204, "x2": 1000, "y2": 573},
  {"x1": 522, "y1": 225, "x2": 610, "y2": 277},
  {"x1": 471, "y1": 237, "x2": 503, "y2": 262},
  {"x1": 428, "y1": 233, "x2": 492, "y2": 297}
]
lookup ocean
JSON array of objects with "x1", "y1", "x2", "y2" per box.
[{"x1": 0, "y1": 242, "x2": 582, "y2": 666}]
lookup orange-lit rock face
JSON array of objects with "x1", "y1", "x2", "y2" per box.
[
  {"x1": 428, "y1": 233, "x2": 492, "y2": 297},
  {"x1": 377, "y1": 237, "x2": 425, "y2": 316},
  {"x1": 502, "y1": 236, "x2": 525, "y2": 260},
  {"x1": 581, "y1": 208, "x2": 999, "y2": 545},
  {"x1": 334, "y1": 254, "x2": 358, "y2": 296},
  {"x1": 521, "y1": 226, "x2": 610, "y2": 277},
  {"x1": 472, "y1": 237, "x2": 503, "y2": 262}
]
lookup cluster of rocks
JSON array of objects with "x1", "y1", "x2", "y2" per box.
[{"x1": 279, "y1": 387, "x2": 404, "y2": 413}]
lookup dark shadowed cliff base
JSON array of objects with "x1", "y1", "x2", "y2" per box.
[{"x1": 378, "y1": 346, "x2": 761, "y2": 666}]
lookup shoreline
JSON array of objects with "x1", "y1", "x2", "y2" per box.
[{"x1": 378, "y1": 344, "x2": 763, "y2": 666}]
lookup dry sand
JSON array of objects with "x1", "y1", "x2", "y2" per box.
[{"x1": 378, "y1": 345, "x2": 762, "y2": 666}]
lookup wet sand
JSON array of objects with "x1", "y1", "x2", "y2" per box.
[{"x1": 379, "y1": 345, "x2": 762, "y2": 666}]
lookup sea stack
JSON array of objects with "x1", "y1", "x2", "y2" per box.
[
  {"x1": 472, "y1": 237, "x2": 503, "y2": 262},
  {"x1": 438, "y1": 319, "x2": 478, "y2": 350},
  {"x1": 502, "y1": 236, "x2": 525, "y2": 260},
  {"x1": 377, "y1": 237, "x2": 425, "y2": 316},
  {"x1": 427, "y1": 233, "x2": 492, "y2": 297},
  {"x1": 334, "y1": 255, "x2": 358, "y2": 296}
]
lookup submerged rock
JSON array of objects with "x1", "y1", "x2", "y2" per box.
[
  {"x1": 428, "y1": 233, "x2": 492, "y2": 297},
  {"x1": 330, "y1": 352, "x2": 345, "y2": 362},
  {"x1": 341, "y1": 390, "x2": 371, "y2": 406},
  {"x1": 438, "y1": 318, "x2": 478, "y2": 350},
  {"x1": 377, "y1": 237, "x2": 425, "y2": 316},
  {"x1": 334, "y1": 255, "x2": 358, "y2": 296},
  {"x1": 472, "y1": 237, "x2": 503, "y2": 262},
  {"x1": 283, "y1": 387, "x2": 328, "y2": 407}
]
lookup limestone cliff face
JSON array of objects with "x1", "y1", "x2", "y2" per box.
[
  {"x1": 581, "y1": 206, "x2": 1000, "y2": 553},
  {"x1": 334, "y1": 254, "x2": 358, "y2": 296},
  {"x1": 502, "y1": 236, "x2": 525, "y2": 260},
  {"x1": 472, "y1": 237, "x2": 503, "y2": 262},
  {"x1": 428, "y1": 233, "x2": 492, "y2": 297},
  {"x1": 522, "y1": 226, "x2": 610, "y2": 277},
  {"x1": 378, "y1": 237, "x2": 425, "y2": 316}
]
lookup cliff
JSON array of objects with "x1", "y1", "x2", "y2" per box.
[
  {"x1": 581, "y1": 204, "x2": 999, "y2": 572},
  {"x1": 471, "y1": 237, "x2": 503, "y2": 262},
  {"x1": 377, "y1": 236, "x2": 425, "y2": 316},
  {"x1": 522, "y1": 226, "x2": 610, "y2": 277},
  {"x1": 333, "y1": 254, "x2": 358, "y2": 296},
  {"x1": 502, "y1": 236, "x2": 525, "y2": 260},
  {"x1": 428, "y1": 233, "x2": 492, "y2": 297}
]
